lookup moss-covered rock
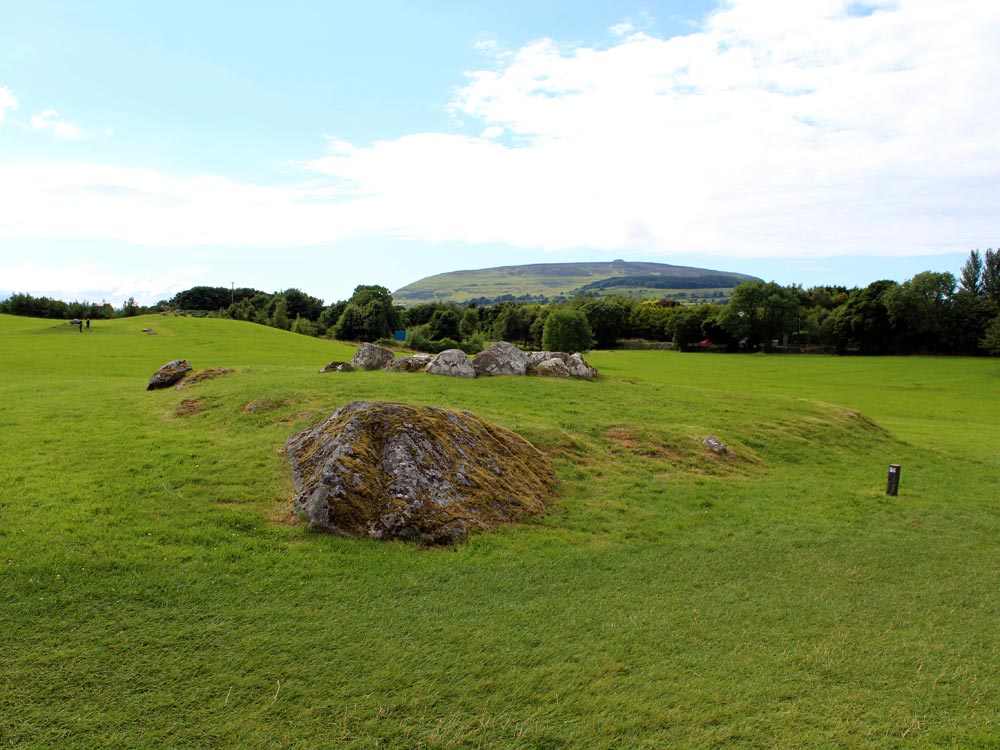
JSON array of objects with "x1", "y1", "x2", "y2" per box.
[
  {"x1": 146, "y1": 359, "x2": 192, "y2": 390},
  {"x1": 287, "y1": 401, "x2": 554, "y2": 544}
]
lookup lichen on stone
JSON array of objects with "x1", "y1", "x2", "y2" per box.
[{"x1": 286, "y1": 401, "x2": 554, "y2": 544}]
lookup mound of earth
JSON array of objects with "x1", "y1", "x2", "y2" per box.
[{"x1": 286, "y1": 401, "x2": 554, "y2": 544}]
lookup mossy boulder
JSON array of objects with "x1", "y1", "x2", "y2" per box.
[
  {"x1": 287, "y1": 401, "x2": 554, "y2": 544},
  {"x1": 146, "y1": 359, "x2": 192, "y2": 390}
]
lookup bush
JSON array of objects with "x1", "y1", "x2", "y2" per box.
[{"x1": 542, "y1": 307, "x2": 595, "y2": 353}]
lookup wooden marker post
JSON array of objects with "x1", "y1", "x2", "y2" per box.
[{"x1": 886, "y1": 464, "x2": 901, "y2": 496}]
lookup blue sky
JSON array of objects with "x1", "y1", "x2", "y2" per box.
[{"x1": 1, "y1": 0, "x2": 997, "y2": 306}]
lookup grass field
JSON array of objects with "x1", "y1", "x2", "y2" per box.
[{"x1": 2, "y1": 313, "x2": 999, "y2": 748}]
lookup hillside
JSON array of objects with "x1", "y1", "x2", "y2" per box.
[
  {"x1": 393, "y1": 259, "x2": 760, "y2": 306},
  {"x1": 4, "y1": 313, "x2": 1000, "y2": 747}
]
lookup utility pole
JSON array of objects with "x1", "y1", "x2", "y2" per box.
[{"x1": 231, "y1": 282, "x2": 234, "y2": 306}]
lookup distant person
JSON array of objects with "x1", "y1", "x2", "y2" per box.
[{"x1": 85, "y1": 318, "x2": 90, "y2": 330}]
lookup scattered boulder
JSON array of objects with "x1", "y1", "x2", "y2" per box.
[
  {"x1": 472, "y1": 341, "x2": 528, "y2": 377},
  {"x1": 147, "y1": 359, "x2": 192, "y2": 390},
  {"x1": 702, "y1": 436, "x2": 734, "y2": 456},
  {"x1": 533, "y1": 357, "x2": 571, "y2": 378},
  {"x1": 386, "y1": 354, "x2": 433, "y2": 373},
  {"x1": 287, "y1": 401, "x2": 554, "y2": 544},
  {"x1": 319, "y1": 361, "x2": 355, "y2": 374},
  {"x1": 350, "y1": 342, "x2": 395, "y2": 371},
  {"x1": 425, "y1": 349, "x2": 476, "y2": 379},
  {"x1": 566, "y1": 353, "x2": 598, "y2": 380},
  {"x1": 526, "y1": 351, "x2": 598, "y2": 380}
]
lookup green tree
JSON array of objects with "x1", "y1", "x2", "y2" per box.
[
  {"x1": 983, "y1": 249, "x2": 1000, "y2": 305},
  {"x1": 829, "y1": 280, "x2": 897, "y2": 354},
  {"x1": 541, "y1": 307, "x2": 594, "y2": 353},
  {"x1": 318, "y1": 301, "x2": 347, "y2": 334},
  {"x1": 427, "y1": 308, "x2": 461, "y2": 341},
  {"x1": 581, "y1": 296, "x2": 634, "y2": 348},
  {"x1": 270, "y1": 297, "x2": 290, "y2": 330},
  {"x1": 332, "y1": 285, "x2": 400, "y2": 342},
  {"x1": 960, "y1": 250, "x2": 984, "y2": 296},
  {"x1": 492, "y1": 303, "x2": 534, "y2": 346},
  {"x1": 883, "y1": 271, "x2": 956, "y2": 352},
  {"x1": 279, "y1": 288, "x2": 325, "y2": 321},
  {"x1": 981, "y1": 315, "x2": 1000, "y2": 355},
  {"x1": 458, "y1": 307, "x2": 480, "y2": 340},
  {"x1": 717, "y1": 281, "x2": 801, "y2": 350}
]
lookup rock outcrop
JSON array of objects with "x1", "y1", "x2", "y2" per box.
[
  {"x1": 533, "y1": 357, "x2": 571, "y2": 378},
  {"x1": 350, "y1": 343, "x2": 395, "y2": 371},
  {"x1": 147, "y1": 359, "x2": 192, "y2": 390},
  {"x1": 525, "y1": 351, "x2": 598, "y2": 380},
  {"x1": 425, "y1": 349, "x2": 476, "y2": 379},
  {"x1": 472, "y1": 341, "x2": 529, "y2": 377},
  {"x1": 385, "y1": 354, "x2": 433, "y2": 373},
  {"x1": 319, "y1": 361, "x2": 355, "y2": 374},
  {"x1": 287, "y1": 401, "x2": 553, "y2": 544}
]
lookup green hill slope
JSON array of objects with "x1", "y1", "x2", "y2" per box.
[
  {"x1": 3, "y1": 313, "x2": 1000, "y2": 748},
  {"x1": 393, "y1": 259, "x2": 760, "y2": 306}
]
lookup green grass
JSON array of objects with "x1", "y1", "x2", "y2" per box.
[{"x1": 2, "y1": 313, "x2": 999, "y2": 748}]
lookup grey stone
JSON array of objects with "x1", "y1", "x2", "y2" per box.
[
  {"x1": 319, "y1": 361, "x2": 355, "y2": 373},
  {"x1": 385, "y1": 354, "x2": 433, "y2": 372},
  {"x1": 533, "y1": 357, "x2": 571, "y2": 378},
  {"x1": 147, "y1": 359, "x2": 192, "y2": 390},
  {"x1": 349, "y1": 342, "x2": 395, "y2": 371},
  {"x1": 702, "y1": 436, "x2": 734, "y2": 456},
  {"x1": 472, "y1": 341, "x2": 528, "y2": 377},
  {"x1": 526, "y1": 351, "x2": 598, "y2": 380},
  {"x1": 425, "y1": 348, "x2": 476, "y2": 378},
  {"x1": 286, "y1": 401, "x2": 554, "y2": 544}
]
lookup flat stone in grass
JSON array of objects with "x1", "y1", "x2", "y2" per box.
[
  {"x1": 286, "y1": 401, "x2": 554, "y2": 544},
  {"x1": 147, "y1": 359, "x2": 192, "y2": 390}
]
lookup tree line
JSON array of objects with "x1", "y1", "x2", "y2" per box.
[{"x1": 4, "y1": 250, "x2": 999, "y2": 355}]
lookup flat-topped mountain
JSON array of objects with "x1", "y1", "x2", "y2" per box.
[{"x1": 393, "y1": 260, "x2": 759, "y2": 306}]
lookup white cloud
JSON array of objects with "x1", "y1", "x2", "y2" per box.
[
  {"x1": 0, "y1": 85, "x2": 17, "y2": 125},
  {"x1": 306, "y1": 0, "x2": 1000, "y2": 257},
  {"x1": 0, "y1": 260, "x2": 205, "y2": 305},
  {"x1": 0, "y1": 0, "x2": 998, "y2": 261},
  {"x1": 29, "y1": 109, "x2": 88, "y2": 140},
  {"x1": 610, "y1": 21, "x2": 635, "y2": 37}
]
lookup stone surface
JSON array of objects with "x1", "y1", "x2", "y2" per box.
[
  {"x1": 702, "y1": 436, "x2": 734, "y2": 456},
  {"x1": 319, "y1": 361, "x2": 355, "y2": 374},
  {"x1": 533, "y1": 357, "x2": 571, "y2": 378},
  {"x1": 350, "y1": 342, "x2": 395, "y2": 371},
  {"x1": 425, "y1": 348, "x2": 476, "y2": 378},
  {"x1": 385, "y1": 354, "x2": 433, "y2": 372},
  {"x1": 287, "y1": 401, "x2": 554, "y2": 544},
  {"x1": 147, "y1": 359, "x2": 192, "y2": 390},
  {"x1": 472, "y1": 341, "x2": 528, "y2": 377},
  {"x1": 526, "y1": 351, "x2": 598, "y2": 380}
]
